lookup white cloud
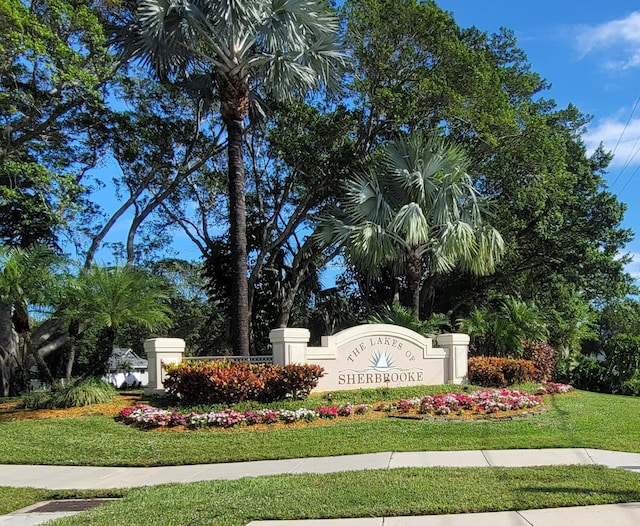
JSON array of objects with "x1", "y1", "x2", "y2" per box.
[
  {"x1": 576, "y1": 11, "x2": 640, "y2": 69},
  {"x1": 625, "y1": 252, "x2": 640, "y2": 282},
  {"x1": 584, "y1": 116, "x2": 640, "y2": 168}
]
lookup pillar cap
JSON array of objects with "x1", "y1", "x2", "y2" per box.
[
  {"x1": 436, "y1": 333, "x2": 470, "y2": 345},
  {"x1": 269, "y1": 328, "x2": 311, "y2": 344},
  {"x1": 144, "y1": 338, "x2": 186, "y2": 351}
]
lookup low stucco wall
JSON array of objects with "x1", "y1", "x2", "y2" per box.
[{"x1": 270, "y1": 324, "x2": 469, "y2": 392}]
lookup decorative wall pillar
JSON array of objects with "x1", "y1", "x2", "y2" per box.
[
  {"x1": 144, "y1": 338, "x2": 185, "y2": 394},
  {"x1": 437, "y1": 333, "x2": 470, "y2": 384},
  {"x1": 269, "y1": 328, "x2": 310, "y2": 366}
]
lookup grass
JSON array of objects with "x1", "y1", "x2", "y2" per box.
[
  {"x1": 1, "y1": 389, "x2": 639, "y2": 466},
  {"x1": 1, "y1": 386, "x2": 640, "y2": 524},
  {"x1": 3, "y1": 465, "x2": 639, "y2": 525}
]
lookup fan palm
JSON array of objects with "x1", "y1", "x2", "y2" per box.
[
  {"x1": 117, "y1": 0, "x2": 347, "y2": 355},
  {"x1": 317, "y1": 132, "x2": 504, "y2": 318},
  {"x1": 369, "y1": 303, "x2": 450, "y2": 337}
]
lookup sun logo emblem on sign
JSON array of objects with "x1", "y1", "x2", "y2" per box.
[{"x1": 370, "y1": 350, "x2": 395, "y2": 372}]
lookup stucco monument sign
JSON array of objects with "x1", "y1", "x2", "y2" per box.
[
  {"x1": 144, "y1": 324, "x2": 469, "y2": 394},
  {"x1": 269, "y1": 324, "x2": 469, "y2": 392}
]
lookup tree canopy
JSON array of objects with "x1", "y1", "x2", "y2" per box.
[{"x1": 0, "y1": 0, "x2": 637, "y2": 392}]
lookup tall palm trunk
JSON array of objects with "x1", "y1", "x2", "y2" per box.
[
  {"x1": 406, "y1": 253, "x2": 423, "y2": 319},
  {"x1": 226, "y1": 117, "x2": 250, "y2": 355},
  {"x1": 220, "y1": 74, "x2": 251, "y2": 356}
]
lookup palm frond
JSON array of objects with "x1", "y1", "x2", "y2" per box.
[
  {"x1": 343, "y1": 171, "x2": 394, "y2": 225},
  {"x1": 390, "y1": 203, "x2": 430, "y2": 247},
  {"x1": 316, "y1": 130, "x2": 504, "y2": 314},
  {"x1": 74, "y1": 265, "x2": 173, "y2": 332},
  {"x1": 370, "y1": 304, "x2": 450, "y2": 336}
]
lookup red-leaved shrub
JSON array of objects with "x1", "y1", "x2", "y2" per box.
[
  {"x1": 468, "y1": 356, "x2": 535, "y2": 387},
  {"x1": 522, "y1": 341, "x2": 557, "y2": 382},
  {"x1": 259, "y1": 364, "x2": 325, "y2": 401},
  {"x1": 163, "y1": 361, "x2": 324, "y2": 405}
]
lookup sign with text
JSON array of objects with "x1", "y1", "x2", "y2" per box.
[{"x1": 308, "y1": 324, "x2": 449, "y2": 392}]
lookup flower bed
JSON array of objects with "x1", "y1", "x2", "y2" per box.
[
  {"x1": 376, "y1": 388, "x2": 547, "y2": 417},
  {"x1": 536, "y1": 382, "x2": 575, "y2": 395},
  {"x1": 118, "y1": 402, "x2": 371, "y2": 429},
  {"x1": 117, "y1": 385, "x2": 573, "y2": 430}
]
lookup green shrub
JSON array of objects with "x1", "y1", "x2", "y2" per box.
[
  {"x1": 606, "y1": 333, "x2": 640, "y2": 382},
  {"x1": 614, "y1": 376, "x2": 640, "y2": 396},
  {"x1": 20, "y1": 378, "x2": 116, "y2": 409},
  {"x1": 523, "y1": 341, "x2": 557, "y2": 382},
  {"x1": 468, "y1": 356, "x2": 535, "y2": 387},
  {"x1": 20, "y1": 390, "x2": 54, "y2": 409},
  {"x1": 51, "y1": 377, "x2": 117, "y2": 408},
  {"x1": 556, "y1": 354, "x2": 609, "y2": 392},
  {"x1": 163, "y1": 361, "x2": 325, "y2": 405}
]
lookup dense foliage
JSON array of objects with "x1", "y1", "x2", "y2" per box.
[{"x1": 0, "y1": 0, "x2": 638, "y2": 394}]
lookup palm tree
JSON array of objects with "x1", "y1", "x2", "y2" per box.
[
  {"x1": 63, "y1": 265, "x2": 173, "y2": 376},
  {"x1": 117, "y1": 0, "x2": 347, "y2": 355},
  {"x1": 459, "y1": 295, "x2": 548, "y2": 357},
  {"x1": 317, "y1": 132, "x2": 504, "y2": 318},
  {"x1": 370, "y1": 304, "x2": 450, "y2": 337}
]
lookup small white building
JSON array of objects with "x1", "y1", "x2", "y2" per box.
[{"x1": 104, "y1": 348, "x2": 148, "y2": 388}]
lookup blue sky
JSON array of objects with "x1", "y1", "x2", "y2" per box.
[{"x1": 438, "y1": 0, "x2": 640, "y2": 283}]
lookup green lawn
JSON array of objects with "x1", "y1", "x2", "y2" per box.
[
  {"x1": 4, "y1": 465, "x2": 640, "y2": 525},
  {"x1": 2, "y1": 387, "x2": 640, "y2": 524},
  {"x1": 0, "y1": 390, "x2": 639, "y2": 466}
]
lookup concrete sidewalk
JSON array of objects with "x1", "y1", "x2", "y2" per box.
[
  {"x1": 1, "y1": 448, "x2": 639, "y2": 490},
  {"x1": 1, "y1": 448, "x2": 639, "y2": 525},
  {"x1": 247, "y1": 502, "x2": 640, "y2": 526}
]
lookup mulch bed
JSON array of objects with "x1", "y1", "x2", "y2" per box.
[
  {"x1": 0, "y1": 395, "x2": 550, "y2": 428},
  {"x1": 0, "y1": 395, "x2": 139, "y2": 422}
]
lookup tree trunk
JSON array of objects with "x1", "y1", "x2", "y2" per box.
[
  {"x1": 13, "y1": 304, "x2": 55, "y2": 386},
  {"x1": 65, "y1": 320, "x2": 80, "y2": 382},
  {"x1": 29, "y1": 339, "x2": 55, "y2": 387},
  {"x1": 225, "y1": 118, "x2": 250, "y2": 356},
  {"x1": 219, "y1": 72, "x2": 250, "y2": 356},
  {"x1": 65, "y1": 342, "x2": 76, "y2": 383},
  {"x1": 85, "y1": 326, "x2": 117, "y2": 378},
  {"x1": 406, "y1": 253, "x2": 423, "y2": 319},
  {"x1": 0, "y1": 304, "x2": 20, "y2": 396}
]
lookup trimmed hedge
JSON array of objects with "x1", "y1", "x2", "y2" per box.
[
  {"x1": 163, "y1": 360, "x2": 325, "y2": 405},
  {"x1": 468, "y1": 356, "x2": 535, "y2": 387}
]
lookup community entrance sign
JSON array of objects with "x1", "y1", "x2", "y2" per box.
[
  {"x1": 144, "y1": 324, "x2": 470, "y2": 394},
  {"x1": 269, "y1": 324, "x2": 469, "y2": 392}
]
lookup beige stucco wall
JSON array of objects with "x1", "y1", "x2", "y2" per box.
[{"x1": 270, "y1": 324, "x2": 469, "y2": 392}]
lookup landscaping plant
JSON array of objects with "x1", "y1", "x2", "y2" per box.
[
  {"x1": 163, "y1": 361, "x2": 325, "y2": 405},
  {"x1": 467, "y1": 356, "x2": 535, "y2": 386},
  {"x1": 20, "y1": 377, "x2": 116, "y2": 409}
]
